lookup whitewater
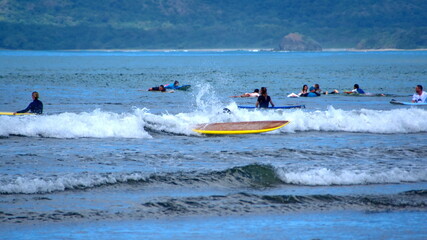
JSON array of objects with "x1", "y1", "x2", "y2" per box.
[{"x1": 0, "y1": 50, "x2": 426, "y2": 239}]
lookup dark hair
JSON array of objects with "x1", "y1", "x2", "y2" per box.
[
  {"x1": 174, "y1": 81, "x2": 179, "y2": 85},
  {"x1": 254, "y1": 89, "x2": 259, "y2": 93},
  {"x1": 417, "y1": 85, "x2": 423, "y2": 91},
  {"x1": 314, "y1": 84, "x2": 320, "y2": 89},
  {"x1": 260, "y1": 87, "x2": 267, "y2": 95},
  {"x1": 354, "y1": 84, "x2": 359, "y2": 89},
  {"x1": 159, "y1": 85, "x2": 166, "y2": 92},
  {"x1": 32, "y1": 91, "x2": 39, "y2": 99},
  {"x1": 302, "y1": 84, "x2": 308, "y2": 91}
]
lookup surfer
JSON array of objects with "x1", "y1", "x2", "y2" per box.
[
  {"x1": 299, "y1": 85, "x2": 309, "y2": 97},
  {"x1": 309, "y1": 84, "x2": 322, "y2": 96},
  {"x1": 256, "y1": 87, "x2": 275, "y2": 108},
  {"x1": 351, "y1": 84, "x2": 365, "y2": 94},
  {"x1": 165, "y1": 81, "x2": 180, "y2": 89},
  {"x1": 14, "y1": 91, "x2": 43, "y2": 115},
  {"x1": 148, "y1": 85, "x2": 167, "y2": 92},
  {"x1": 412, "y1": 85, "x2": 427, "y2": 103},
  {"x1": 231, "y1": 89, "x2": 260, "y2": 98}
]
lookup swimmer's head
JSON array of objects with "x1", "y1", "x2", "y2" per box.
[
  {"x1": 32, "y1": 91, "x2": 39, "y2": 100},
  {"x1": 254, "y1": 89, "x2": 259, "y2": 93}
]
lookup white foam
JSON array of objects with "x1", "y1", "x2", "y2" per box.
[
  {"x1": 276, "y1": 167, "x2": 427, "y2": 186},
  {"x1": 0, "y1": 172, "x2": 149, "y2": 194},
  {"x1": 227, "y1": 105, "x2": 427, "y2": 134},
  {"x1": 1, "y1": 105, "x2": 426, "y2": 138},
  {"x1": 0, "y1": 109, "x2": 152, "y2": 138}
]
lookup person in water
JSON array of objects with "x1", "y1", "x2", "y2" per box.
[
  {"x1": 15, "y1": 91, "x2": 43, "y2": 114},
  {"x1": 299, "y1": 85, "x2": 309, "y2": 97},
  {"x1": 352, "y1": 84, "x2": 365, "y2": 94},
  {"x1": 231, "y1": 89, "x2": 260, "y2": 98},
  {"x1": 256, "y1": 87, "x2": 275, "y2": 108},
  {"x1": 412, "y1": 85, "x2": 427, "y2": 103},
  {"x1": 309, "y1": 84, "x2": 322, "y2": 96},
  {"x1": 148, "y1": 85, "x2": 166, "y2": 92},
  {"x1": 164, "y1": 81, "x2": 180, "y2": 89}
]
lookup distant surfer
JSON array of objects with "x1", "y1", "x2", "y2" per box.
[
  {"x1": 231, "y1": 89, "x2": 260, "y2": 98},
  {"x1": 14, "y1": 91, "x2": 43, "y2": 115},
  {"x1": 300, "y1": 85, "x2": 309, "y2": 96},
  {"x1": 148, "y1": 85, "x2": 167, "y2": 92},
  {"x1": 164, "y1": 81, "x2": 180, "y2": 89},
  {"x1": 256, "y1": 87, "x2": 275, "y2": 108},
  {"x1": 309, "y1": 84, "x2": 322, "y2": 96},
  {"x1": 412, "y1": 85, "x2": 427, "y2": 103},
  {"x1": 351, "y1": 84, "x2": 365, "y2": 94}
]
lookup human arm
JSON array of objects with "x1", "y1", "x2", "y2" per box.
[{"x1": 16, "y1": 103, "x2": 32, "y2": 113}]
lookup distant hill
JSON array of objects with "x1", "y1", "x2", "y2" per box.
[{"x1": 0, "y1": 0, "x2": 426, "y2": 50}]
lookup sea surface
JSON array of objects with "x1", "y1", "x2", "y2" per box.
[{"x1": 0, "y1": 50, "x2": 426, "y2": 239}]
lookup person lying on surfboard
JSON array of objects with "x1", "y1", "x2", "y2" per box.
[
  {"x1": 309, "y1": 84, "x2": 322, "y2": 96},
  {"x1": 14, "y1": 91, "x2": 43, "y2": 115},
  {"x1": 351, "y1": 84, "x2": 365, "y2": 94},
  {"x1": 164, "y1": 81, "x2": 180, "y2": 89},
  {"x1": 148, "y1": 85, "x2": 167, "y2": 92},
  {"x1": 412, "y1": 85, "x2": 427, "y2": 103},
  {"x1": 256, "y1": 87, "x2": 275, "y2": 108},
  {"x1": 230, "y1": 89, "x2": 260, "y2": 98}
]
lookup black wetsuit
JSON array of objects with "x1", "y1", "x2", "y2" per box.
[
  {"x1": 257, "y1": 95, "x2": 271, "y2": 108},
  {"x1": 17, "y1": 99, "x2": 43, "y2": 114}
]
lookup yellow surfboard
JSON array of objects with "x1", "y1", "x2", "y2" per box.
[
  {"x1": 0, "y1": 112, "x2": 34, "y2": 116},
  {"x1": 193, "y1": 120, "x2": 290, "y2": 135}
]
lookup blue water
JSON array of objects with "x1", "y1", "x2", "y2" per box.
[{"x1": 0, "y1": 50, "x2": 426, "y2": 239}]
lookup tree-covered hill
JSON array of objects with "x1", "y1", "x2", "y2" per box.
[{"x1": 1, "y1": 0, "x2": 426, "y2": 50}]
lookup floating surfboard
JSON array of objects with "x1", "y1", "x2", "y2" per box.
[
  {"x1": 390, "y1": 99, "x2": 427, "y2": 106},
  {"x1": 238, "y1": 105, "x2": 305, "y2": 109},
  {"x1": 0, "y1": 112, "x2": 34, "y2": 116},
  {"x1": 164, "y1": 85, "x2": 191, "y2": 90},
  {"x1": 193, "y1": 120, "x2": 290, "y2": 135}
]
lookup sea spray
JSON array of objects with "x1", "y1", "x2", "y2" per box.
[{"x1": 0, "y1": 107, "x2": 426, "y2": 138}]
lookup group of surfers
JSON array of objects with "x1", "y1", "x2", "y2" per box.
[
  {"x1": 11, "y1": 84, "x2": 427, "y2": 114},
  {"x1": 232, "y1": 84, "x2": 427, "y2": 108}
]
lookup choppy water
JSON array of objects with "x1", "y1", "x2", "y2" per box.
[{"x1": 1, "y1": 50, "x2": 426, "y2": 239}]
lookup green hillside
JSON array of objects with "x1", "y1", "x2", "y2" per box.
[{"x1": 1, "y1": 0, "x2": 426, "y2": 50}]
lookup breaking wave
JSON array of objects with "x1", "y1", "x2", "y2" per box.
[
  {"x1": 0, "y1": 105, "x2": 426, "y2": 138},
  {"x1": 2, "y1": 164, "x2": 426, "y2": 194}
]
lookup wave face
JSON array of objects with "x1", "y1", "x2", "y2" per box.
[
  {"x1": 2, "y1": 164, "x2": 426, "y2": 194},
  {"x1": 1, "y1": 106, "x2": 426, "y2": 138}
]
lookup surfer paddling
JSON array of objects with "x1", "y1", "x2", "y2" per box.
[
  {"x1": 14, "y1": 91, "x2": 43, "y2": 115},
  {"x1": 412, "y1": 85, "x2": 427, "y2": 103},
  {"x1": 231, "y1": 89, "x2": 260, "y2": 98},
  {"x1": 256, "y1": 87, "x2": 275, "y2": 108}
]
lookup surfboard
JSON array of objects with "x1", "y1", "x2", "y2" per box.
[
  {"x1": 390, "y1": 99, "x2": 427, "y2": 106},
  {"x1": 238, "y1": 105, "x2": 305, "y2": 109},
  {"x1": 0, "y1": 112, "x2": 34, "y2": 116},
  {"x1": 193, "y1": 120, "x2": 290, "y2": 135}
]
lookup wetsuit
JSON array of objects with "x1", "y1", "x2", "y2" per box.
[
  {"x1": 17, "y1": 99, "x2": 43, "y2": 114},
  {"x1": 353, "y1": 88, "x2": 365, "y2": 94},
  {"x1": 257, "y1": 95, "x2": 271, "y2": 108}
]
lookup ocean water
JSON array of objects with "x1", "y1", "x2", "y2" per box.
[{"x1": 0, "y1": 50, "x2": 426, "y2": 239}]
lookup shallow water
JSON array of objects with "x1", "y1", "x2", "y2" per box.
[{"x1": 1, "y1": 50, "x2": 426, "y2": 239}]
